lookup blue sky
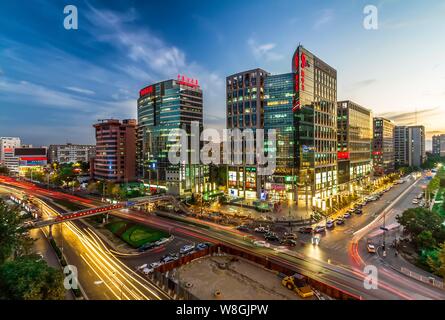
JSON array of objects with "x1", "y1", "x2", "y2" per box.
[{"x1": 1, "y1": 0, "x2": 444, "y2": 149}]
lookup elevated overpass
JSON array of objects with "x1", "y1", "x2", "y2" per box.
[{"x1": 26, "y1": 194, "x2": 190, "y2": 230}]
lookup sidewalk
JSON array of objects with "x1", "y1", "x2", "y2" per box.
[{"x1": 375, "y1": 232, "x2": 444, "y2": 289}]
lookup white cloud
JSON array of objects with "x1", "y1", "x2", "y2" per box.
[
  {"x1": 65, "y1": 86, "x2": 95, "y2": 95},
  {"x1": 313, "y1": 9, "x2": 334, "y2": 29},
  {"x1": 247, "y1": 38, "x2": 284, "y2": 62}
]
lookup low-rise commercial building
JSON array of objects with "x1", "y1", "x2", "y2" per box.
[{"x1": 48, "y1": 143, "x2": 96, "y2": 164}]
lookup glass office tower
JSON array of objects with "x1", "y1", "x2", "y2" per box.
[
  {"x1": 137, "y1": 77, "x2": 209, "y2": 197},
  {"x1": 263, "y1": 73, "x2": 297, "y2": 202}
]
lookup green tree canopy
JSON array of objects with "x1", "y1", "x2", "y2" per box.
[
  {"x1": 0, "y1": 200, "x2": 33, "y2": 264},
  {"x1": 0, "y1": 255, "x2": 65, "y2": 300}
]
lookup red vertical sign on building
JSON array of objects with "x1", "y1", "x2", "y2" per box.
[{"x1": 293, "y1": 49, "x2": 306, "y2": 112}]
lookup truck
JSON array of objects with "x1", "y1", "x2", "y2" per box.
[{"x1": 281, "y1": 273, "x2": 314, "y2": 298}]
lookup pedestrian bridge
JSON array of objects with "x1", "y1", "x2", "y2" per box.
[{"x1": 26, "y1": 194, "x2": 189, "y2": 229}]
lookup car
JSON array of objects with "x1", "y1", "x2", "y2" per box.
[
  {"x1": 281, "y1": 238, "x2": 298, "y2": 247},
  {"x1": 336, "y1": 218, "x2": 345, "y2": 225},
  {"x1": 325, "y1": 220, "x2": 335, "y2": 229},
  {"x1": 299, "y1": 226, "x2": 313, "y2": 234},
  {"x1": 149, "y1": 262, "x2": 162, "y2": 269},
  {"x1": 138, "y1": 242, "x2": 156, "y2": 252},
  {"x1": 253, "y1": 240, "x2": 271, "y2": 248},
  {"x1": 367, "y1": 243, "x2": 376, "y2": 253},
  {"x1": 343, "y1": 212, "x2": 351, "y2": 219},
  {"x1": 416, "y1": 194, "x2": 423, "y2": 200},
  {"x1": 283, "y1": 232, "x2": 298, "y2": 240},
  {"x1": 155, "y1": 237, "x2": 170, "y2": 246},
  {"x1": 265, "y1": 233, "x2": 280, "y2": 242},
  {"x1": 236, "y1": 225, "x2": 250, "y2": 232},
  {"x1": 254, "y1": 226, "x2": 269, "y2": 233},
  {"x1": 412, "y1": 199, "x2": 419, "y2": 204},
  {"x1": 354, "y1": 209, "x2": 363, "y2": 215},
  {"x1": 196, "y1": 243, "x2": 209, "y2": 250},
  {"x1": 137, "y1": 263, "x2": 148, "y2": 270},
  {"x1": 161, "y1": 256, "x2": 176, "y2": 263},
  {"x1": 180, "y1": 244, "x2": 195, "y2": 254},
  {"x1": 142, "y1": 267, "x2": 154, "y2": 275},
  {"x1": 314, "y1": 225, "x2": 326, "y2": 233}
]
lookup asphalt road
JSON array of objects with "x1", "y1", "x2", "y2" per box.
[{"x1": 2, "y1": 175, "x2": 445, "y2": 300}]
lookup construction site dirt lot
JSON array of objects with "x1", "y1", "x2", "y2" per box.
[{"x1": 171, "y1": 255, "x2": 314, "y2": 300}]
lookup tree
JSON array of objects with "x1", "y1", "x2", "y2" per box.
[
  {"x1": 416, "y1": 230, "x2": 436, "y2": 250},
  {"x1": 0, "y1": 166, "x2": 9, "y2": 175},
  {"x1": 428, "y1": 243, "x2": 445, "y2": 279},
  {"x1": 397, "y1": 208, "x2": 445, "y2": 249},
  {"x1": 0, "y1": 200, "x2": 33, "y2": 264},
  {"x1": 0, "y1": 255, "x2": 65, "y2": 300}
]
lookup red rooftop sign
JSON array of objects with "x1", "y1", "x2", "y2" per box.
[
  {"x1": 177, "y1": 74, "x2": 199, "y2": 88},
  {"x1": 139, "y1": 85, "x2": 154, "y2": 97}
]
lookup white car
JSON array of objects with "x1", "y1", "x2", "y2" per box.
[
  {"x1": 180, "y1": 244, "x2": 195, "y2": 254},
  {"x1": 155, "y1": 238, "x2": 169, "y2": 246},
  {"x1": 253, "y1": 240, "x2": 271, "y2": 248},
  {"x1": 137, "y1": 263, "x2": 148, "y2": 270},
  {"x1": 149, "y1": 262, "x2": 162, "y2": 269},
  {"x1": 412, "y1": 199, "x2": 419, "y2": 204},
  {"x1": 142, "y1": 267, "x2": 154, "y2": 275}
]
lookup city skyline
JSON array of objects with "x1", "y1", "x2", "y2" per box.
[{"x1": 1, "y1": 0, "x2": 445, "y2": 149}]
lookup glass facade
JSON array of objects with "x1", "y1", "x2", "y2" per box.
[{"x1": 137, "y1": 79, "x2": 209, "y2": 196}]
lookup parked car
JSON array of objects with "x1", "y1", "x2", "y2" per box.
[
  {"x1": 161, "y1": 255, "x2": 176, "y2": 263},
  {"x1": 336, "y1": 217, "x2": 345, "y2": 225},
  {"x1": 180, "y1": 244, "x2": 195, "y2": 254},
  {"x1": 142, "y1": 267, "x2": 154, "y2": 275},
  {"x1": 354, "y1": 209, "x2": 363, "y2": 215},
  {"x1": 343, "y1": 212, "x2": 352, "y2": 219},
  {"x1": 326, "y1": 220, "x2": 335, "y2": 229},
  {"x1": 196, "y1": 243, "x2": 209, "y2": 250},
  {"x1": 314, "y1": 225, "x2": 326, "y2": 233},
  {"x1": 412, "y1": 199, "x2": 419, "y2": 204},
  {"x1": 137, "y1": 263, "x2": 148, "y2": 270},
  {"x1": 149, "y1": 262, "x2": 162, "y2": 269}
]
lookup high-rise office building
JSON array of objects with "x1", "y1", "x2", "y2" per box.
[
  {"x1": 337, "y1": 101, "x2": 372, "y2": 190},
  {"x1": 372, "y1": 117, "x2": 395, "y2": 175},
  {"x1": 432, "y1": 134, "x2": 445, "y2": 157},
  {"x1": 0, "y1": 137, "x2": 21, "y2": 174},
  {"x1": 92, "y1": 119, "x2": 136, "y2": 182},
  {"x1": 394, "y1": 126, "x2": 409, "y2": 168},
  {"x1": 263, "y1": 73, "x2": 296, "y2": 202},
  {"x1": 292, "y1": 45, "x2": 338, "y2": 209},
  {"x1": 395, "y1": 126, "x2": 426, "y2": 168},
  {"x1": 226, "y1": 68, "x2": 270, "y2": 199},
  {"x1": 407, "y1": 126, "x2": 426, "y2": 167},
  {"x1": 137, "y1": 75, "x2": 210, "y2": 197},
  {"x1": 48, "y1": 143, "x2": 96, "y2": 164},
  {"x1": 226, "y1": 45, "x2": 338, "y2": 211}
]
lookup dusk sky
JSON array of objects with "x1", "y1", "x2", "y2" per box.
[{"x1": 1, "y1": 0, "x2": 444, "y2": 149}]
